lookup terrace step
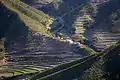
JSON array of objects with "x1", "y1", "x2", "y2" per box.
[{"x1": 91, "y1": 28, "x2": 120, "y2": 49}]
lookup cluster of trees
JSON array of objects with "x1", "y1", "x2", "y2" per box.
[
  {"x1": 80, "y1": 43, "x2": 120, "y2": 80},
  {"x1": 28, "y1": 54, "x2": 95, "y2": 80},
  {"x1": 95, "y1": 0, "x2": 120, "y2": 25},
  {"x1": 109, "y1": 9, "x2": 120, "y2": 26},
  {"x1": 80, "y1": 4, "x2": 97, "y2": 16},
  {"x1": 0, "y1": 39, "x2": 5, "y2": 60},
  {"x1": 51, "y1": 0, "x2": 63, "y2": 10},
  {"x1": 80, "y1": 57, "x2": 105, "y2": 80}
]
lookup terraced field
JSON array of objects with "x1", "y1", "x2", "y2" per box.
[
  {"x1": 0, "y1": 33, "x2": 89, "y2": 78},
  {"x1": 1, "y1": 0, "x2": 120, "y2": 79},
  {"x1": 27, "y1": 42, "x2": 119, "y2": 80},
  {"x1": 0, "y1": 0, "x2": 95, "y2": 78},
  {"x1": 30, "y1": 54, "x2": 96, "y2": 80},
  {"x1": 72, "y1": 16, "x2": 86, "y2": 41},
  {"x1": 2, "y1": 0, "x2": 53, "y2": 36},
  {"x1": 85, "y1": 23, "x2": 120, "y2": 50}
]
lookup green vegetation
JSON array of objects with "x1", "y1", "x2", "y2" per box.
[
  {"x1": 80, "y1": 3, "x2": 97, "y2": 16},
  {"x1": 80, "y1": 46, "x2": 98, "y2": 55},
  {"x1": 27, "y1": 42, "x2": 120, "y2": 80},
  {"x1": 0, "y1": 65, "x2": 40, "y2": 78},
  {"x1": 0, "y1": 0, "x2": 54, "y2": 78},
  {"x1": 0, "y1": 39, "x2": 5, "y2": 60},
  {"x1": 80, "y1": 58, "x2": 104, "y2": 80},
  {"x1": 56, "y1": 32, "x2": 63, "y2": 39},
  {"x1": 80, "y1": 42, "x2": 120, "y2": 80},
  {"x1": 1, "y1": 0, "x2": 120, "y2": 79},
  {"x1": 27, "y1": 54, "x2": 96, "y2": 80},
  {"x1": 3, "y1": 0, "x2": 53, "y2": 37},
  {"x1": 95, "y1": 0, "x2": 120, "y2": 25},
  {"x1": 0, "y1": 52, "x2": 5, "y2": 60},
  {"x1": 39, "y1": 55, "x2": 97, "y2": 80},
  {"x1": 109, "y1": 9, "x2": 120, "y2": 31}
]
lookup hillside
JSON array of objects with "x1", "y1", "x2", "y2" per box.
[
  {"x1": 0, "y1": 2, "x2": 29, "y2": 40},
  {"x1": 1, "y1": 0, "x2": 53, "y2": 39},
  {"x1": 80, "y1": 42, "x2": 120, "y2": 80},
  {"x1": 23, "y1": 0, "x2": 120, "y2": 50},
  {"x1": 0, "y1": 0, "x2": 95, "y2": 78},
  {"x1": 84, "y1": 0, "x2": 120, "y2": 50},
  {"x1": 23, "y1": 0, "x2": 88, "y2": 34},
  {"x1": 24, "y1": 42, "x2": 119, "y2": 80},
  {"x1": 0, "y1": 0, "x2": 120, "y2": 79}
]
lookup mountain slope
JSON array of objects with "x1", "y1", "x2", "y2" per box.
[
  {"x1": 1, "y1": 0, "x2": 53, "y2": 38},
  {"x1": 22, "y1": 0, "x2": 120, "y2": 51},
  {"x1": 80, "y1": 42, "x2": 120, "y2": 80},
  {"x1": 0, "y1": 2, "x2": 29, "y2": 40},
  {"x1": 85, "y1": 0, "x2": 120, "y2": 50},
  {"x1": 26, "y1": 42, "x2": 120, "y2": 80},
  {"x1": 0, "y1": 0, "x2": 93, "y2": 78},
  {"x1": 0, "y1": 0, "x2": 120, "y2": 79}
]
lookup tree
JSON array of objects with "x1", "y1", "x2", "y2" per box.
[
  {"x1": 0, "y1": 38, "x2": 5, "y2": 60},
  {"x1": 80, "y1": 57, "x2": 105, "y2": 80}
]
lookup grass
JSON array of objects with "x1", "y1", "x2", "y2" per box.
[
  {"x1": 0, "y1": 52, "x2": 5, "y2": 60},
  {"x1": 0, "y1": 66, "x2": 39, "y2": 77},
  {"x1": 27, "y1": 54, "x2": 96, "y2": 80},
  {"x1": 0, "y1": 0, "x2": 100, "y2": 79},
  {"x1": 30, "y1": 43, "x2": 120, "y2": 80},
  {"x1": 27, "y1": 43, "x2": 120, "y2": 80},
  {"x1": 82, "y1": 46, "x2": 98, "y2": 55},
  {"x1": 28, "y1": 43, "x2": 119, "y2": 79},
  {"x1": 112, "y1": 19, "x2": 120, "y2": 31},
  {"x1": 0, "y1": 64, "x2": 41, "y2": 77},
  {"x1": 2, "y1": 0, "x2": 53, "y2": 37},
  {"x1": 39, "y1": 55, "x2": 98, "y2": 80},
  {"x1": 14, "y1": 72, "x2": 22, "y2": 76},
  {"x1": 15, "y1": 68, "x2": 37, "y2": 74}
]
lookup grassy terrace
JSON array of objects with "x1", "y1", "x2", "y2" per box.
[
  {"x1": 27, "y1": 42, "x2": 120, "y2": 80},
  {"x1": 39, "y1": 55, "x2": 97, "y2": 80},
  {"x1": 0, "y1": 65, "x2": 42, "y2": 78},
  {"x1": 2, "y1": 0, "x2": 53, "y2": 37},
  {"x1": 0, "y1": 0, "x2": 54, "y2": 78},
  {"x1": 27, "y1": 54, "x2": 96, "y2": 80}
]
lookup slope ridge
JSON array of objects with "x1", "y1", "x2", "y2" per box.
[{"x1": 1, "y1": 0, "x2": 53, "y2": 36}]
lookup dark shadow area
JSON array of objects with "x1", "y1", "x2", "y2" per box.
[
  {"x1": 40, "y1": 0, "x2": 86, "y2": 16},
  {"x1": 22, "y1": 0, "x2": 88, "y2": 34},
  {"x1": 94, "y1": 0, "x2": 120, "y2": 26},
  {"x1": 0, "y1": 4, "x2": 29, "y2": 40},
  {"x1": 103, "y1": 44, "x2": 120, "y2": 80},
  {"x1": 21, "y1": 0, "x2": 35, "y2": 5},
  {"x1": 42, "y1": 0, "x2": 87, "y2": 34}
]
